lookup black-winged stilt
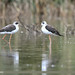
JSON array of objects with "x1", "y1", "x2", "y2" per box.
[
  {"x1": 0, "y1": 21, "x2": 19, "y2": 49},
  {"x1": 41, "y1": 21, "x2": 63, "y2": 55}
]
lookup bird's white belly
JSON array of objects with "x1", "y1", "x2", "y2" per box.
[{"x1": 41, "y1": 26, "x2": 53, "y2": 35}]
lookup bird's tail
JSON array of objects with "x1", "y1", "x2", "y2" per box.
[
  {"x1": 55, "y1": 31, "x2": 64, "y2": 37},
  {"x1": 59, "y1": 34, "x2": 64, "y2": 37}
]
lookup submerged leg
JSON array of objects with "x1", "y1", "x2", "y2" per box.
[
  {"x1": 49, "y1": 35, "x2": 52, "y2": 56},
  {"x1": 9, "y1": 34, "x2": 12, "y2": 50},
  {"x1": 9, "y1": 34, "x2": 12, "y2": 44},
  {"x1": 2, "y1": 34, "x2": 8, "y2": 44}
]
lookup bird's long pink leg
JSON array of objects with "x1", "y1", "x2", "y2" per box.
[
  {"x1": 49, "y1": 35, "x2": 51, "y2": 56},
  {"x1": 9, "y1": 34, "x2": 12, "y2": 50},
  {"x1": 2, "y1": 34, "x2": 8, "y2": 44}
]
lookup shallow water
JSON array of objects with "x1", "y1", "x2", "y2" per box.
[{"x1": 0, "y1": 33, "x2": 75, "y2": 75}]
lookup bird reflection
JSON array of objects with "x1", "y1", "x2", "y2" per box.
[
  {"x1": 41, "y1": 54, "x2": 51, "y2": 71},
  {"x1": 2, "y1": 41, "x2": 12, "y2": 51},
  {"x1": 0, "y1": 50, "x2": 19, "y2": 71}
]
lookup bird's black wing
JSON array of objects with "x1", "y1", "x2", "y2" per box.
[
  {"x1": 0, "y1": 24, "x2": 16, "y2": 32},
  {"x1": 45, "y1": 25, "x2": 63, "y2": 36}
]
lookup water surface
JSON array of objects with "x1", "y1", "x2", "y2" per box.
[{"x1": 0, "y1": 28, "x2": 75, "y2": 75}]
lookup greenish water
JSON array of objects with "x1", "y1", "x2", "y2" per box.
[
  {"x1": 0, "y1": 19, "x2": 75, "y2": 75},
  {"x1": 0, "y1": 33, "x2": 75, "y2": 75}
]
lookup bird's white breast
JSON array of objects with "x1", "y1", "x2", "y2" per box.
[
  {"x1": 41, "y1": 26, "x2": 53, "y2": 35},
  {"x1": 11, "y1": 25, "x2": 19, "y2": 34}
]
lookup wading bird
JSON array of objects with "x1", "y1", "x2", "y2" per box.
[
  {"x1": 41, "y1": 21, "x2": 63, "y2": 55},
  {"x1": 0, "y1": 21, "x2": 19, "y2": 50}
]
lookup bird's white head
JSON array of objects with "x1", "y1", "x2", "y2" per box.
[
  {"x1": 41, "y1": 21, "x2": 47, "y2": 26},
  {"x1": 13, "y1": 21, "x2": 19, "y2": 26}
]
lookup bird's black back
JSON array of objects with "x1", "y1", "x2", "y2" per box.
[
  {"x1": 45, "y1": 25, "x2": 63, "y2": 36},
  {"x1": 0, "y1": 25, "x2": 16, "y2": 32}
]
